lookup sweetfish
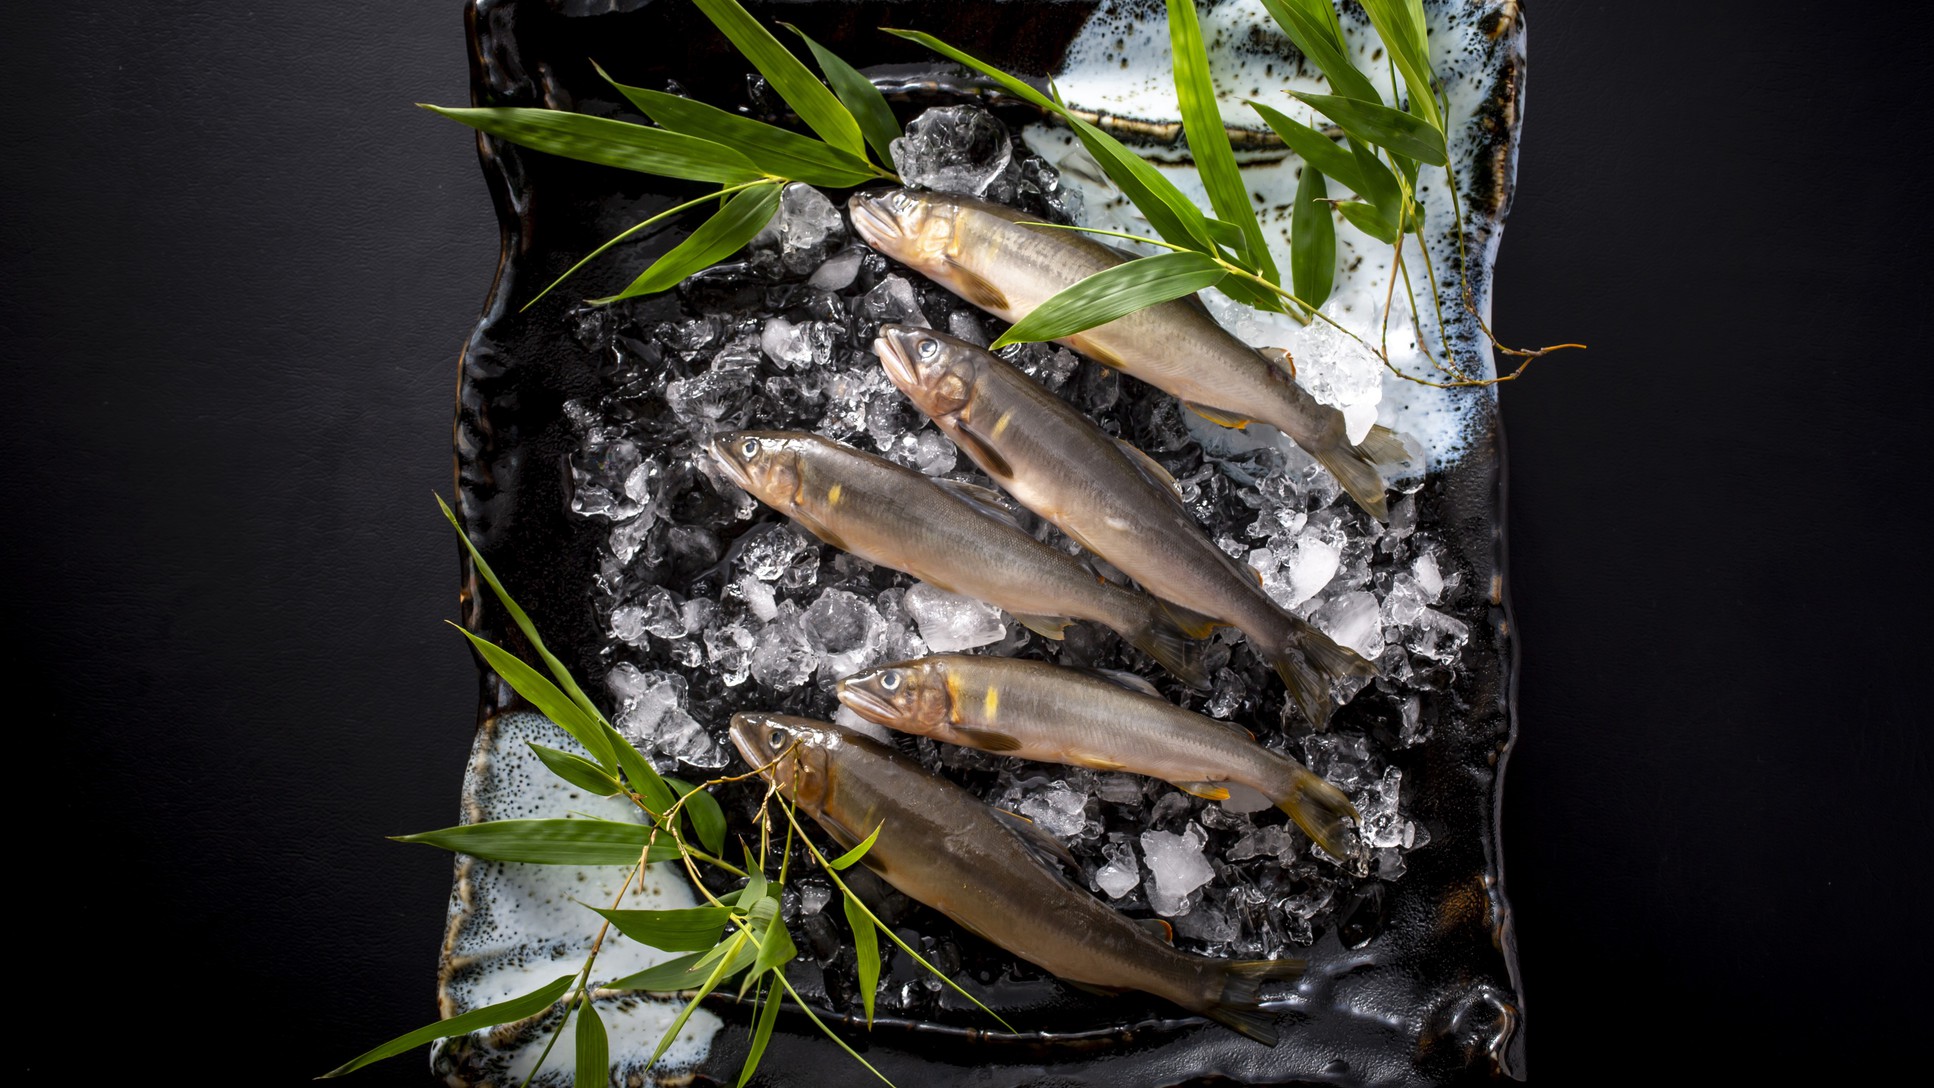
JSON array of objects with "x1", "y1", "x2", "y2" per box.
[
  {"x1": 728, "y1": 712, "x2": 1304, "y2": 1045},
  {"x1": 849, "y1": 187, "x2": 1409, "y2": 521},
  {"x1": 706, "y1": 431, "x2": 1204, "y2": 685},
  {"x1": 874, "y1": 324, "x2": 1371, "y2": 723},
  {"x1": 837, "y1": 654, "x2": 1360, "y2": 858}
]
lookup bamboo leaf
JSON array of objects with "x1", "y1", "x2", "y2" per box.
[
  {"x1": 595, "y1": 182, "x2": 784, "y2": 303},
  {"x1": 422, "y1": 106, "x2": 764, "y2": 184},
  {"x1": 1166, "y1": 0, "x2": 1274, "y2": 279},
  {"x1": 1287, "y1": 91, "x2": 1447, "y2": 166},
  {"x1": 1248, "y1": 100, "x2": 1380, "y2": 197},
  {"x1": 438, "y1": 495, "x2": 609, "y2": 733},
  {"x1": 842, "y1": 891, "x2": 880, "y2": 1026},
  {"x1": 607, "y1": 723, "x2": 678, "y2": 819},
  {"x1": 453, "y1": 625, "x2": 616, "y2": 769},
  {"x1": 394, "y1": 818, "x2": 677, "y2": 866},
  {"x1": 592, "y1": 905, "x2": 735, "y2": 952},
  {"x1": 574, "y1": 1000, "x2": 608, "y2": 1088},
  {"x1": 525, "y1": 183, "x2": 758, "y2": 310},
  {"x1": 530, "y1": 743, "x2": 625, "y2": 797},
  {"x1": 990, "y1": 251, "x2": 1226, "y2": 349},
  {"x1": 1257, "y1": 0, "x2": 1383, "y2": 105},
  {"x1": 1291, "y1": 165, "x2": 1335, "y2": 312},
  {"x1": 784, "y1": 23, "x2": 902, "y2": 167},
  {"x1": 648, "y1": 949, "x2": 738, "y2": 1068},
  {"x1": 1347, "y1": 139, "x2": 1406, "y2": 231},
  {"x1": 883, "y1": 29, "x2": 1219, "y2": 254},
  {"x1": 321, "y1": 974, "x2": 574, "y2": 1077},
  {"x1": 1335, "y1": 199, "x2": 1399, "y2": 244},
  {"x1": 827, "y1": 823, "x2": 882, "y2": 870},
  {"x1": 598, "y1": 72, "x2": 876, "y2": 187},
  {"x1": 737, "y1": 979, "x2": 784, "y2": 1088},
  {"x1": 606, "y1": 951, "x2": 709, "y2": 992},
  {"x1": 750, "y1": 904, "x2": 798, "y2": 980},
  {"x1": 690, "y1": 0, "x2": 865, "y2": 157},
  {"x1": 1357, "y1": 0, "x2": 1442, "y2": 133},
  {"x1": 666, "y1": 776, "x2": 728, "y2": 855}
]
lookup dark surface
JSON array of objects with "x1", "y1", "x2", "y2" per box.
[{"x1": 2, "y1": 1, "x2": 1926, "y2": 1084}]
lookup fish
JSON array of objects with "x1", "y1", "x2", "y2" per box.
[
  {"x1": 705, "y1": 430, "x2": 1205, "y2": 686},
  {"x1": 873, "y1": 324, "x2": 1372, "y2": 724},
  {"x1": 837, "y1": 655, "x2": 1360, "y2": 859},
  {"x1": 728, "y1": 712, "x2": 1305, "y2": 1045},
  {"x1": 848, "y1": 187, "x2": 1410, "y2": 522}
]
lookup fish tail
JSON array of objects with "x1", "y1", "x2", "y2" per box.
[
  {"x1": 1311, "y1": 424, "x2": 1409, "y2": 523},
  {"x1": 1202, "y1": 957, "x2": 1306, "y2": 1047},
  {"x1": 1128, "y1": 605, "x2": 1211, "y2": 689},
  {"x1": 1264, "y1": 618, "x2": 1376, "y2": 727},
  {"x1": 1271, "y1": 764, "x2": 1360, "y2": 860}
]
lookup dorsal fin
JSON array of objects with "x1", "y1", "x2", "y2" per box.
[
  {"x1": 1112, "y1": 439, "x2": 1186, "y2": 503},
  {"x1": 991, "y1": 807, "x2": 1080, "y2": 873},
  {"x1": 1071, "y1": 666, "x2": 1162, "y2": 698},
  {"x1": 934, "y1": 477, "x2": 1026, "y2": 534}
]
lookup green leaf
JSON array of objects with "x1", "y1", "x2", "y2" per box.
[
  {"x1": 599, "y1": 73, "x2": 876, "y2": 188},
  {"x1": 525, "y1": 183, "x2": 760, "y2": 310},
  {"x1": 741, "y1": 864, "x2": 769, "y2": 910},
  {"x1": 574, "y1": 1000, "x2": 608, "y2": 1088},
  {"x1": 530, "y1": 743, "x2": 625, "y2": 797},
  {"x1": 884, "y1": 29, "x2": 1219, "y2": 255},
  {"x1": 1347, "y1": 139, "x2": 1406, "y2": 232},
  {"x1": 321, "y1": 973, "x2": 574, "y2": 1077},
  {"x1": 422, "y1": 106, "x2": 764, "y2": 184},
  {"x1": 453, "y1": 626, "x2": 616, "y2": 769},
  {"x1": 737, "y1": 979, "x2": 784, "y2": 1088},
  {"x1": 842, "y1": 891, "x2": 880, "y2": 1026},
  {"x1": 1290, "y1": 165, "x2": 1334, "y2": 312},
  {"x1": 1166, "y1": 0, "x2": 1274, "y2": 278},
  {"x1": 990, "y1": 251, "x2": 1226, "y2": 349},
  {"x1": 606, "y1": 951, "x2": 709, "y2": 992},
  {"x1": 750, "y1": 904, "x2": 797, "y2": 980},
  {"x1": 1287, "y1": 91, "x2": 1447, "y2": 167},
  {"x1": 1248, "y1": 100, "x2": 1385, "y2": 198},
  {"x1": 784, "y1": 23, "x2": 902, "y2": 167},
  {"x1": 1257, "y1": 0, "x2": 1383, "y2": 105},
  {"x1": 690, "y1": 0, "x2": 865, "y2": 158},
  {"x1": 437, "y1": 496, "x2": 610, "y2": 734},
  {"x1": 606, "y1": 722, "x2": 678, "y2": 820},
  {"x1": 394, "y1": 818, "x2": 677, "y2": 867},
  {"x1": 649, "y1": 949, "x2": 740, "y2": 1069},
  {"x1": 1358, "y1": 0, "x2": 1442, "y2": 133},
  {"x1": 592, "y1": 905, "x2": 735, "y2": 952},
  {"x1": 666, "y1": 776, "x2": 728, "y2": 855},
  {"x1": 827, "y1": 822, "x2": 882, "y2": 870},
  {"x1": 1335, "y1": 199, "x2": 1399, "y2": 244},
  {"x1": 595, "y1": 182, "x2": 783, "y2": 303}
]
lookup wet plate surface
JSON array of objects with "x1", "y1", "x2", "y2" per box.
[{"x1": 438, "y1": 1, "x2": 1526, "y2": 1084}]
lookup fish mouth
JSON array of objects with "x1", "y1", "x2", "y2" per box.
[
  {"x1": 834, "y1": 676, "x2": 901, "y2": 726},
  {"x1": 704, "y1": 433, "x2": 753, "y2": 490},
  {"x1": 847, "y1": 190, "x2": 903, "y2": 248},
  {"x1": 728, "y1": 712, "x2": 784, "y2": 770},
  {"x1": 871, "y1": 326, "x2": 920, "y2": 393}
]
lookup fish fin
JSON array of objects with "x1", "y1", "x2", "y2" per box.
[
  {"x1": 947, "y1": 260, "x2": 1011, "y2": 312},
  {"x1": 1013, "y1": 613, "x2": 1074, "y2": 640},
  {"x1": 1066, "y1": 335, "x2": 1124, "y2": 370},
  {"x1": 788, "y1": 509, "x2": 850, "y2": 553},
  {"x1": 1257, "y1": 346, "x2": 1297, "y2": 379},
  {"x1": 1073, "y1": 754, "x2": 1128, "y2": 771},
  {"x1": 1176, "y1": 780, "x2": 1233, "y2": 801},
  {"x1": 1111, "y1": 439, "x2": 1185, "y2": 502},
  {"x1": 1267, "y1": 621, "x2": 1376, "y2": 727},
  {"x1": 933, "y1": 477, "x2": 1025, "y2": 531},
  {"x1": 1070, "y1": 666, "x2": 1161, "y2": 698},
  {"x1": 1248, "y1": 565, "x2": 1265, "y2": 587},
  {"x1": 949, "y1": 419, "x2": 1017, "y2": 480},
  {"x1": 1137, "y1": 917, "x2": 1175, "y2": 944},
  {"x1": 1184, "y1": 401, "x2": 1253, "y2": 429},
  {"x1": 1275, "y1": 767, "x2": 1362, "y2": 861},
  {"x1": 1205, "y1": 959, "x2": 1307, "y2": 1047},
  {"x1": 1064, "y1": 979, "x2": 1132, "y2": 998},
  {"x1": 1126, "y1": 606, "x2": 1211, "y2": 689},
  {"x1": 1157, "y1": 600, "x2": 1222, "y2": 640},
  {"x1": 992, "y1": 807, "x2": 1080, "y2": 873},
  {"x1": 952, "y1": 726, "x2": 1023, "y2": 753},
  {"x1": 1309, "y1": 428, "x2": 1410, "y2": 524}
]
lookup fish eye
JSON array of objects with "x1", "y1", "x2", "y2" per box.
[
  {"x1": 879, "y1": 671, "x2": 902, "y2": 691},
  {"x1": 740, "y1": 438, "x2": 760, "y2": 459},
  {"x1": 767, "y1": 728, "x2": 787, "y2": 749},
  {"x1": 916, "y1": 338, "x2": 940, "y2": 360}
]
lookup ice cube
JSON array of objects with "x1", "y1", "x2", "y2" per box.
[
  {"x1": 1093, "y1": 840, "x2": 1141, "y2": 899},
  {"x1": 890, "y1": 105, "x2": 1014, "y2": 198},
  {"x1": 1095, "y1": 773, "x2": 1146, "y2": 805},
  {"x1": 905, "y1": 430, "x2": 956, "y2": 475},
  {"x1": 1228, "y1": 824, "x2": 1294, "y2": 861},
  {"x1": 903, "y1": 582, "x2": 1006, "y2": 651},
  {"x1": 947, "y1": 310, "x2": 989, "y2": 346},
  {"x1": 1355, "y1": 766, "x2": 1410, "y2": 850},
  {"x1": 856, "y1": 274, "x2": 929, "y2": 331},
  {"x1": 832, "y1": 703, "x2": 896, "y2": 744},
  {"x1": 750, "y1": 181, "x2": 846, "y2": 275},
  {"x1": 1380, "y1": 573, "x2": 1429, "y2": 628},
  {"x1": 760, "y1": 316, "x2": 818, "y2": 370},
  {"x1": 1412, "y1": 551, "x2": 1445, "y2": 599},
  {"x1": 801, "y1": 589, "x2": 886, "y2": 678},
  {"x1": 733, "y1": 575, "x2": 778, "y2": 622},
  {"x1": 1017, "y1": 781, "x2": 1090, "y2": 840},
  {"x1": 749, "y1": 601, "x2": 816, "y2": 689},
  {"x1": 806, "y1": 246, "x2": 864, "y2": 292},
  {"x1": 570, "y1": 437, "x2": 645, "y2": 520},
  {"x1": 1173, "y1": 905, "x2": 1237, "y2": 944},
  {"x1": 734, "y1": 523, "x2": 818, "y2": 586},
  {"x1": 798, "y1": 879, "x2": 833, "y2": 917},
  {"x1": 1404, "y1": 607, "x2": 1469, "y2": 664},
  {"x1": 609, "y1": 603, "x2": 649, "y2": 646},
  {"x1": 704, "y1": 620, "x2": 756, "y2": 687},
  {"x1": 1312, "y1": 589, "x2": 1384, "y2": 658},
  {"x1": 1139, "y1": 823, "x2": 1215, "y2": 917}
]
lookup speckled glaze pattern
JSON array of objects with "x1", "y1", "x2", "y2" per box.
[{"x1": 443, "y1": 2, "x2": 1527, "y2": 1084}]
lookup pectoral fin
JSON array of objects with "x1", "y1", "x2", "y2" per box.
[
  {"x1": 1184, "y1": 401, "x2": 1254, "y2": 429},
  {"x1": 1013, "y1": 613, "x2": 1074, "y2": 640},
  {"x1": 1112, "y1": 438, "x2": 1186, "y2": 503},
  {"x1": 1137, "y1": 917, "x2": 1175, "y2": 944},
  {"x1": 935, "y1": 477, "x2": 1024, "y2": 530},
  {"x1": 1071, "y1": 752, "x2": 1128, "y2": 772},
  {"x1": 992, "y1": 807, "x2": 1080, "y2": 873},
  {"x1": 948, "y1": 420, "x2": 1015, "y2": 479},
  {"x1": 789, "y1": 509, "x2": 850, "y2": 553},
  {"x1": 1158, "y1": 600, "x2": 1223, "y2": 640},
  {"x1": 1258, "y1": 345, "x2": 1297, "y2": 379},
  {"x1": 1070, "y1": 666, "x2": 1162, "y2": 698},
  {"x1": 953, "y1": 726, "x2": 1023, "y2": 753},
  {"x1": 1176, "y1": 780, "x2": 1233, "y2": 801},
  {"x1": 947, "y1": 261, "x2": 1010, "y2": 312}
]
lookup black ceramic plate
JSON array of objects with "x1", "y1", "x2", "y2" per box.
[{"x1": 437, "y1": 2, "x2": 1526, "y2": 1084}]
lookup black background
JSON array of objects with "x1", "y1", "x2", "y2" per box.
[{"x1": 4, "y1": 1, "x2": 1928, "y2": 1082}]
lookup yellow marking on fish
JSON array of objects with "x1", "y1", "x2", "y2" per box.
[
  {"x1": 944, "y1": 672, "x2": 964, "y2": 723},
  {"x1": 827, "y1": 483, "x2": 843, "y2": 506},
  {"x1": 992, "y1": 411, "x2": 1012, "y2": 437},
  {"x1": 983, "y1": 685, "x2": 999, "y2": 720}
]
